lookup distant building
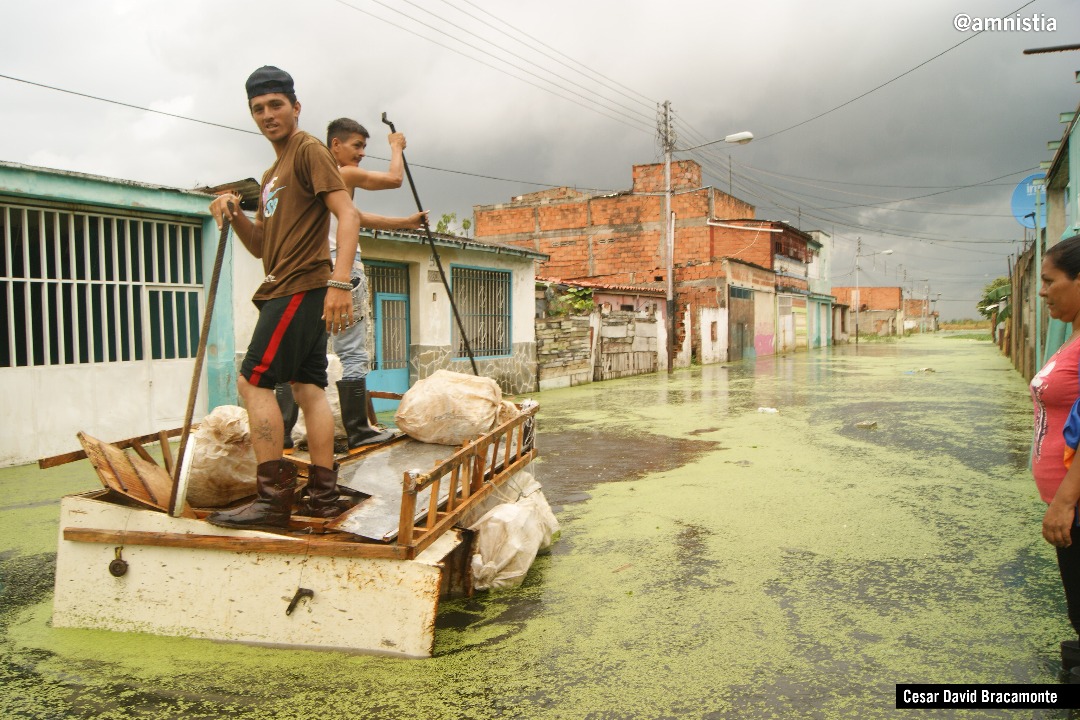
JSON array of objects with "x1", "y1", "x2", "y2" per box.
[
  {"x1": 473, "y1": 160, "x2": 834, "y2": 366},
  {"x1": 832, "y1": 286, "x2": 903, "y2": 337}
]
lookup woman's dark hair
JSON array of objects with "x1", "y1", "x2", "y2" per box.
[{"x1": 1045, "y1": 234, "x2": 1080, "y2": 279}]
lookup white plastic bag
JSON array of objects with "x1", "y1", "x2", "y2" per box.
[
  {"x1": 394, "y1": 369, "x2": 502, "y2": 445},
  {"x1": 185, "y1": 405, "x2": 258, "y2": 507},
  {"x1": 468, "y1": 477, "x2": 560, "y2": 591}
]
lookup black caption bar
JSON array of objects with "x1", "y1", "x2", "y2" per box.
[{"x1": 897, "y1": 684, "x2": 1078, "y2": 709}]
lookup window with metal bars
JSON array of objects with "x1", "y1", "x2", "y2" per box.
[
  {"x1": 0, "y1": 199, "x2": 203, "y2": 368},
  {"x1": 450, "y1": 265, "x2": 511, "y2": 358}
]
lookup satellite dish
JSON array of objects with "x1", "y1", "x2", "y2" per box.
[{"x1": 1012, "y1": 173, "x2": 1046, "y2": 229}]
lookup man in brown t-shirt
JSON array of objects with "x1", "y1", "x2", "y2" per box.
[{"x1": 207, "y1": 66, "x2": 361, "y2": 530}]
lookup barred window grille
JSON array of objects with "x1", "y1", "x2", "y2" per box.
[
  {"x1": 0, "y1": 199, "x2": 203, "y2": 368},
  {"x1": 364, "y1": 261, "x2": 409, "y2": 297},
  {"x1": 778, "y1": 295, "x2": 793, "y2": 316},
  {"x1": 451, "y1": 266, "x2": 511, "y2": 358},
  {"x1": 363, "y1": 262, "x2": 410, "y2": 371}
]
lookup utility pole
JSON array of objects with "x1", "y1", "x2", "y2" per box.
[
  {"x1": 923, "y1": 283, "x2": 930, "y2": 334},
  {"x1": 660, "y1": 100, "x2": 676, "y2": 374},
  {"x1": 854, "y1": 237, "x2": 861, "y2": 346}
]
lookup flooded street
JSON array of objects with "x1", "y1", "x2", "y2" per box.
[{"x1": 0, "y1": 334, "x2": 1069, "y2": 719}]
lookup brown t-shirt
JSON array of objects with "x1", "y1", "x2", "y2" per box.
[{"x1": 252, "y1": 131, "x2": 346, "y2": 302}]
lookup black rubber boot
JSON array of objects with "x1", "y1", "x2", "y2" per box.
[
  {"x1": 295, "y1": 463, "x2": 346, "y2": 518},
  {"x1": 338, "y1": 378, "x2": 393, "y2": 449},
  {"x1": 275, "y1": 383, "x2": 299, "y2": 451},
  {"x1": 206, "y1": 459, "x2": 297, "y2": 530}
]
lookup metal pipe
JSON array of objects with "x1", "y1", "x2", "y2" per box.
[{"x1": 381, "y1": 113, "x2": 479, "y2": 376}]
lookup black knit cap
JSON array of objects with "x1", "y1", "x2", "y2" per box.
[{"x1": 245, "y1": 66, "x2": 294, "y2": 100}]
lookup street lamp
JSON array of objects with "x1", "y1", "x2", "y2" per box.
[
  {"x1": 663, "y1": 115, "x2": 753, "y2": 372},
  {"x1": 854, "y1": 240, "x2": 892, "y2": 346}
]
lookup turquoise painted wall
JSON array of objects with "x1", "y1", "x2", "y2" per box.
[{"x1": 0, "y1": 163, "x2": 236, "y2": 409}]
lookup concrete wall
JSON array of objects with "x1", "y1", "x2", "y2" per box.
[
  {"x1": 754, "y1": 290, "x2": 776, "y2": 357},
  {"x1": 232, "y1": 232, "x2": 542, "y2": 395},
  {"x1": 698, "y1": 306, "x2": 729, "y2": 364},
  {"x1": 0, "y1": 163, "x2": 223, "y2": 466},
  {"x1": 595, "y1": 311, "x2": 659, "y2": 381},
  {"x1": 535, "y1": 310, "x2": 660, "y2": 389}
]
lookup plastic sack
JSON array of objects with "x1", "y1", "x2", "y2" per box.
[
  {"x1": 495, "y1": 400, "x2": 520, "y2": 429},
  {"x1": 185, "y1": 405, "x2": 258, "y2": 507},
  {"x1": 394, "y1": 369, "x2": 502, "y2": 445},
  {"x1": 468, "y1": 477, "x2": 560, "y2": 591}
]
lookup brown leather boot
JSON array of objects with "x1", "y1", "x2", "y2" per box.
[
  {"x1": 295, "y1": 463, "x2": 347, "y2": 518},
  {"x1": 206, "y1": 459, "x2": 297, "y2": 530}
]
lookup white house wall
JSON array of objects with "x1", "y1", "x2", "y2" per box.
[
  {"x1": 0, "y1": 163, "x2": 223, "y2": 467},
  {"x1": 698, "y1": 306, "x2": 728, "y2": 364},
  {"x1": 360, "y1": 236, "x2": 536, "y2": 352}
]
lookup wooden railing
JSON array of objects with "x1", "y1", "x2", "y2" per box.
[{"x1": 396, "y1": 402, "x2": 537, "y2": 558}]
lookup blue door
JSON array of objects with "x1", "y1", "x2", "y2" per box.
[{"x1": 368, "y1": 292, "x2": 410, "y2": 412}]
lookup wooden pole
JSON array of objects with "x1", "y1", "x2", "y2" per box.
[{"x1": 169, "y1": 205, "x2": 232, "y2": 516}]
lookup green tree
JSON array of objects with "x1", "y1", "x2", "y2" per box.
[
  {"x1": 977, "y1": 277, "x2": 1010, "y2": 319},
  {"x1": 435, "y1": 212, "x2": 472, "y2": 237}
]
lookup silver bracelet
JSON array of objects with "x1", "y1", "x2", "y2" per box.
[{"x1": 327, "y1": 279, "x2": 352, "y2": 291}]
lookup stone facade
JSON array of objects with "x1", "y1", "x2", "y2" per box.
[
  {"x1": 536, "y1": 316, "x2": 593, "y2": 390},
  {"x1": 410, "y1": 342, "x2": 538, "y2": 396},
  {"x1": 534, "y1": 311, "x2": 660, "y2": 390}
]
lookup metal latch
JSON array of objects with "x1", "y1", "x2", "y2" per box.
[
  {"x1": 109, "y1": 547, "x2": 128, "y2": 577},
  {"x1": 286, "y1": 587, "x2": 314, "y2": 615}
]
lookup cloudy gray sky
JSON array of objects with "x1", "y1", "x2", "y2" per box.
[{"x1": 2, "y1": 0, "x2": 1078, "y2": 319}]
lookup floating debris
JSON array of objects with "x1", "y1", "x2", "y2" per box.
[
  {"x1": 855, "y1": 420, "x2": 878, "y2": 430},
  {"x1": 757, "y1": 407, "x2": 779, "y2": 414}
]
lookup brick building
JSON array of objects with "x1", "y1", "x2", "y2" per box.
[
  {"x1": 473, "y1": 160, "x2": 833, "y2": 365},
  {"x1": 833, "y1": 286, "x2": 903, "y2": 337}
]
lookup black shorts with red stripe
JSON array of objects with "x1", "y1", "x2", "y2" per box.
[{"x1": 240, "y1": 288, "x2": 329, "y2": 389}]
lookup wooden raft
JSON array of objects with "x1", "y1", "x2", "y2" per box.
[{"x1": 40, "y1": 400, "x2": 539, "y2": 562}]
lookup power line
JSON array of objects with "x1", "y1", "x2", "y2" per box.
[
  {"x1": 685, "y1": 142, "x2": 1026, "y2": 244},
  {"x1": 701, "y1": 158, "x2": 1019, "y2": 252},
  {"x1": 682, "y1": 0, "x2": 1038, "y2": 147},
  {"x1": 729, "y1": 162, "x2": 1031, "y2": 190},
  {"x1": 732, "y1": 162, "x2": 1023, "y2": 216},
  {"x1": 0, "y1": 71, "x2": 626, "y2": 192},
  {"x1": 0, "y1": 72, "x2": 261, "y2": 136},
  {"x1": 393, "y1": 0, "x2": 654, "y2": 123},
  {"x1": 452, "y1": 0, "x2": 657, "y2": 107},
  {"x1": 435, "y1": 0, "x2": 657, "y2": 113},
  {"x1": 329, "y1": 0, "x2": 655, "y2": 134}
]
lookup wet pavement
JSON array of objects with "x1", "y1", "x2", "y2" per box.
[{"x1": 0, "y1": 334, "x2": 1070, "y2": 719}]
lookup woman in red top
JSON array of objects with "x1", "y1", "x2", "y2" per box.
[{"x1": 1031, "y1": 234, "x2": 1080, "y2": 676}]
